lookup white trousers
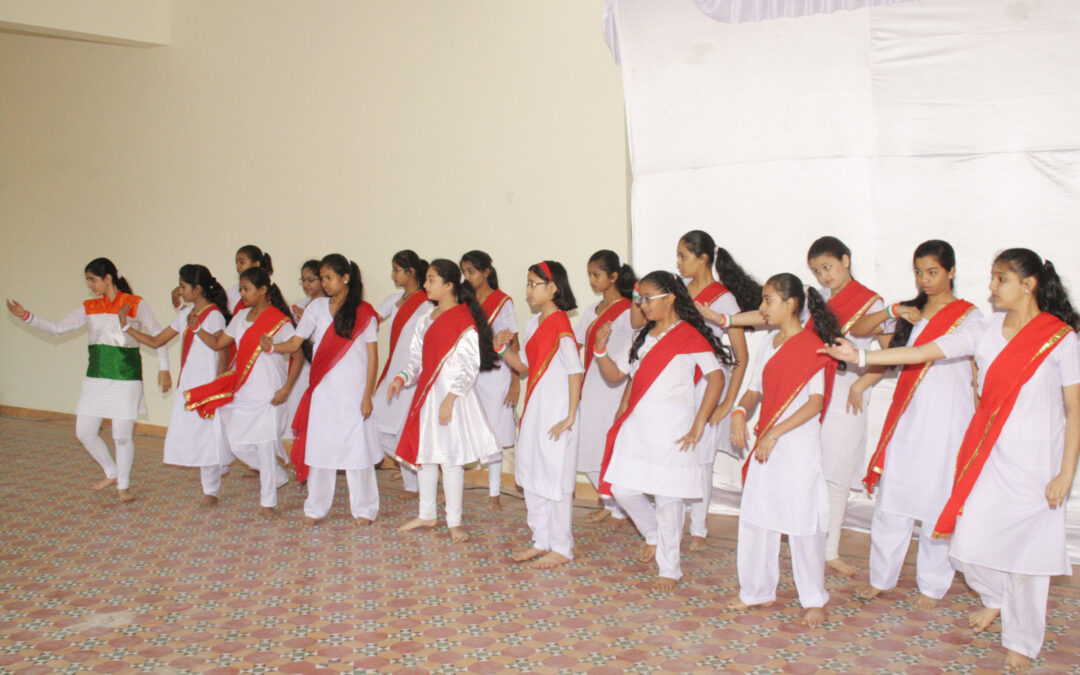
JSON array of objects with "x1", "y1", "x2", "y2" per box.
[
  {"x1": 868, "y1": 506, "x2": 955, "y2": 599},
  {"x1": 379, "y1": 431, "x2": 418, "y2": 492},
  {"x1": 584, "y1": 470, "x2": 626, "y2": 519},
  {"x1": 737, "y1": 519, "x2": 829, "y2": 609},
  {"x1": 688, "y1": 458, "x2": 714, "y2": 538},
  {"x1": 825, "y1": 480, "x2": 849, "y2": 560},
  {"x1": 957, "y1": 561, "x2": 1050, "y2": 659},
  {"x1": 524, "y1": 490, "x2": 574, "y2": 558},
  {"x1": 488, "y1": 460, "x2": 503, "y2": 497},
  {"x1": 304, "y1": 467, "x2": 379, "y2": 520},
  {"x1": 75, "y1": 415, "x2": 135, "y2": 489},
  {"x1": 611, "y1": 487, "x2": 684, "y2": 580},
  {"x1": 199, "y1": 465, "x2": 222, "y2": 497},
  {"x1": 230, "y1": 442, "x2": 288, "y2": 507},
  {"x1": 418, "y1": 463, "x2": 465, "y2": 527}
]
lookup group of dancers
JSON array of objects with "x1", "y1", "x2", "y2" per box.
[{"x1": 7, "y1": 234, "x2": 1078, "y2": 672}]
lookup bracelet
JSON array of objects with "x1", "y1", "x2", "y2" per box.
[
  {"x1": 858, "y1": 349, "x2": 868, "y2": 368},
  {"x1": 732, "y1": 406, "x2": 747, "y2": 418},
  {"x1": 886, "y1": 303, "x2": 902, "y2": 319},
  {"x1": 767, "y1": 432, "x2": 778, "y2": 441},
  {"x1": 392, "y1": 374, "x2": 405, "y2": 387},
  {"x1": 396, "y1": 370, "x2": 410, "y2": 386},
  {"x1": 593, "y1": 347, "x2": 607, "y2": 359},
  {"x1": 717, "y1": 313, "x2": 731, "y2": 328},
  {"x1": 22, "y1": 312, "x2": 33, "y2": 323},
  {"x1": 121, "y1": 322, "x2": 132, "y2": 333}
]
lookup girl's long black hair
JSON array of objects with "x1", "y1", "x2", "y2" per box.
[
  {"x1": 428, "y1": 259, "x2": 499, "y2": 371},
  {"x1": 891, "y1": 240, "x2": 955, "y2": 347},
  {"x1": 588, "y1": 250, "x2": 637, "y2": 300},
  {"x1": 529, "y1": 261, "x2": 577, "y2": 311},
  {"x1": 679, "y1": 231, "x2": 762, "y2": 310},
  {"x1": 179, "y1": 264, "x2": 232, "y2": 324},
  {"x1": 996, "y1": 248, "x2": 1080, "y2": 331},
  {"x1": 629, "y1": 271, "x2": 734, "y2": 365},
  {"x1": 240, "y1": 267, "x2": 294, "y2": 326},
  {"x1": 765, "y1": 273, "x2": 846, "y2": 371},
  {"x1": 237, "y1": 245, "x2": 274, "y2": 275},
  {"x1": 321, "y1": 254, "x2": 365, "y2": 339},
  {"x1": 85, "y1": 258, "x2": 133, "y2": 295},
  {"x1": 393, "y1": 250, "x2": 429, "y2": 283},
  {"x1": 460, "y1": 250, "x2": 499, "y2": 290}
]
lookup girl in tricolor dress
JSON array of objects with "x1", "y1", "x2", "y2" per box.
[
  {"x1": 120, "y1": 264, "x2": 232, "y2": 505},
  {"x1": 496, "y1": 261, "x2": 584, "y2": 569},
  {"x1": 185, "y1": 266, "x2": 300, "y2": 517},
  {"x1": 822, "y1": 248, "x2": 1080, "y2": 674},
  {"x1": 373, "y1": 250, "x2": 433, "y2": 495},
  {"x1": 597, "y1": 271, "x2": 729, "y2": 591},
  {"x1": 574, "y1": 250, "x2": 636, "y2": 525},
  {"x1": 728, "y1": 273, "x2": 842, "y2": 627},
  {"x1": 461, "y1": 250, "x2": 521, "y2": 512},
  {"x1": 267, "y1": 254, "x2": 382, "y2": 526},
  {"x1": 7, "y1": 257, "x2": 171, "y2": 502},
  {"x1": 846, "y1": 240, "x2": 981, "y2": 608},
  {"x1": 388, "y1": 259, "x2": 501, "y2": 543}
]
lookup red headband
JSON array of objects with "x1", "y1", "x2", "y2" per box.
[{"x1": 537, "y1": 261, "x2": 553, "y2": 282}]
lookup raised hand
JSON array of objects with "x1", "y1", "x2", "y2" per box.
[
  {"x1": 894, "y1": 305, "x2": 922, "y2": 324},
  {"x1": 259, "y1": 334, "x2": 274, "y2": 352},
  {"x1": 117, "y1": 303, "x2": 132, "y2": 328},
  {"x1": 818, "y1": 337, "x2": 858, "y2": 363},
  {"x1": 493, "y1": 328, "x2": 513, "y2": 351},
  {"x1": 695, "y1": 301, "x2": 722, "y2": 324},
  {"x1": 171, "y1": 286, "x2": 183, "y2": 309},
  {"x1": 292, "y1": 304, "x2": 305, "y2": 321},
  {"x1": 7, "y1": 299, "x2": 29, "y2": 320},
  {"x1": 594, "y1": 322, "x2": 612, "y2": 351},
  {"x1": 187, "y1": 310, "x2": 201, "y2": 330}
]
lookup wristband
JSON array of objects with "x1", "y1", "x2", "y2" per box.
[
  {"x1": 22, "y1": 312, "x2": 33, "y2": 323},
  {"x1": 396, "y1": 370, "x2": 411, "y2": 386},
  {"x1": 717, "y1": 313, "x2": 730, "y2": 328},
  {"x1": 858, "y1": 349, "x2": 868, "y2": 368},
  {"x1": 496, "y1": 342, "x2": 509, "y2": 356},
  {"x1": 732, "y1": 406, "x2": 747, "y2": 419},
  {"x1": 886, "y1": 303, "x2": 902, "y2": 319},
  {"x1": 121, "y1": 322, "x2": 132, "y2": 333},
  {"x1": 593, "y1": 347, "x2": 607, "y2": 359},
  {"x1": 392, "y1": 374, "x2": 405, "y2": 387}
]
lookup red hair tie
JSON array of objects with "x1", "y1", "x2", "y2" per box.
[{"x1": 538, "y1": 261, "x2": 553, "y2": 282}]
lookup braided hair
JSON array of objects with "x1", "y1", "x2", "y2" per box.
[{"x1": 628, "y1": 271, "x2": 734, "y2": 365}]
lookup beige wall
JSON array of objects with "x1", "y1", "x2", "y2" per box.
[{"x1": 0, "y1": 1, "x2": 629, "y2": 427}]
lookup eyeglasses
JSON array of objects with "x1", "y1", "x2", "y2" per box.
[
  {"x1": 634, "y1": 292, "x2": 669, "y2": 306},
  {"x1": 300, "y1": 277, "x2": 319, "y2": 284},
  {"x1": 526, "y1": 281, "x2": 549, "y2": 289}
]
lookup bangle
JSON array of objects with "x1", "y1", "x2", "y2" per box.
[
  {"x1": 396, "y1": 370, "x2": 410, "y2": 386},
  {"x1": 732, "y1": 406, "x2": 747, "y2": 418},
  {"x1": 886, "y1": 303, "x2": 902, "y2": 319},
  {"x1": 496, "y1": 342, "x2": 509, "y2": 356},
  {"x1": 858, "y1": 349, "x2": 868, "y2": 368},
  {"x1": 717, "y1": 313, "x2": 731, "y2": 328},
  {"x1": 22, "y1": 312, "x2": 33, "y2": 323},
  {"x1": 121, "y1": 322, "x2": 132, "y2": 333},
  {"x1": 593, "y1": 347, "x2": 607, "y2": 359}
]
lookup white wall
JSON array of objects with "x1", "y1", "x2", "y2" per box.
[{"x1": 0, "y1": 1, "x2": 629, "y2": 426}]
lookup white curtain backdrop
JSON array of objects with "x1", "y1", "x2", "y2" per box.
[
  {"x1": 694, "y1": 0, "x2": 914, "y2": 24},
  {"x1": 610, "y1": 0, "x2": 1080, "y2": 561}
]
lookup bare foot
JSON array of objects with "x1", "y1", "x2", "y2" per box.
[
  {"x1": 638, "y1": 543, "x2": 657, "y2": 564},
  {"x1": 261, "y1": 506, "x2": 278, "y2": 519},
  {"x1": 449, "y1": 526, "x2": 470, "y2": 543},
  {"x1": 854, "y1": 583, "x2": 883, "y2": 599},
  {"x1": 200, "y1": 495, "x2": 218, "y2": 507},
  {"x1": 488, "y1": 496, "x2": 502, "y2": 513},
  {"x1": 355, "y1": 517, "x2": 374, "y2": 527},
  {"x1": 914, "y1": 593, "x2": 939, "y2": 610},
  {"x1": 90, "y1": 477, "x2": 116, "y2": 491},
  {"x1": 727, "y1": 596, "x2": 774, "y2": 610},
  {"x1": 389, "y1": 470, "x2": 402, "y2": 481},
  {"x1": 512, "y1": 546, "x2": 546, "y2": 563},
  {"x1": 1004, "y1": 650, "x2": 1032, "y2": 674},
  {"x1": 402, "y1": 490, "x2": 419, "y2": 500},
  {"x1": 607, "y1": 517, "x2": 629, "y2": 530},
  {"x1": 306, "y1": 517, "x2": 320, "y2": 527},
  {"x1": 968, "y1": 606, "x2": 1000, "y2": 632},
  {"x1": 802, "y1": 607, "x2": 827, "y2": 627},
  {"x1": 398, "y1": 517, "x2": 437, "y2": 532},
  {"x1": 587, "y1": 509, "x2": 612, "y2": 523},
  {"x1": 689, "y1": 536, "x2": 707, "y2": 551},
  {"x1": 532, "y1": 552, "x2": 571, "y2": 569},
  {"x1": 117, "y1": 489, "x2": 136, "y2": 503},
  {"x1": 652, "y1": 577, "x2": 677, "y2": 592},
  {"x1": 826, "y1": 557, "x2": 857, "y2": 577}
]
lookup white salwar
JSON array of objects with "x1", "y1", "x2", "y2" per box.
[
  {"x1": 26, "y1": 301, "x2": 169, "y2": 490},
  {"x1": 219, "y1": 309, "x2": 295, "y2": 507},
  {"x1": 737, "y1": 335, "x2": 829, "y2": 609},
  {"x1": 476, "y1": 297, "x2": 519, "y2": 497},
  {"x1": 373, "y1": 290, "x2": 433, "y2": 494},
  {"x1": 292, "y1": 298, "x2": 382, "y2": 521},
  {"x1": 516, "y1": 314, "x2": 583, "y2": 559},
  {"x1": 934, "y1": 312, "x2": 1079, "y2": 659},
  {"x1": 867, "y1": 309, "x2": 983, "y2": 599},
  {"x1": 574, "y1": 299, "x2": 633, "y2": 519},
  {"x1": 605, "y1": 323, "x2": 720, "y2": 580},
  {"x1": 164, "y1": 308, "x2": 229, "y2": 496}
]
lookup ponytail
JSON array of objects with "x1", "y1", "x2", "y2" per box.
[
  {"x1": 236, "y1": 244, "x2": 274, "y2": 276},
  {"x1": 321, "y1": 253, "x2": 365, "y2": 338},
  {"x1": 393, "y1": 250, "x2": 429, "y2": 284},
  {"x1": 995, "y1": 248, "x2": 1080, "y2": 331},
  {"x1": 588, "y1": 249, "x2": 637, "y2": 300},
  {"x1": 628, "y1": 271, "x2": 733, "y2": 365},
  {"x1": 529, "y1": 260, "x2": 577, "y2": 311},
  {"x1": 460, "y1": 250, "x2": 499, "y2": 290},
  {"x1": 240, "y1": 267, "x2": 293, "y2": 326},
  {"x1": 85, "y1": 257, "x2": 132, "y2": 295},
  {"x1": 713, "y1": 247, "x2": 762, "y2": 311},
  {"x1": 766, "y1": 273, "x2": 846, "y2": 371},
  {"x1": 892, "y1": 240, "x2": 957, "y2": 347},
  {"x1": 179, "y1": 264, "x2": 232, "y2": 323},
  {"x1": 429, "y1": 258, "x2": 500, "y2": 371}
]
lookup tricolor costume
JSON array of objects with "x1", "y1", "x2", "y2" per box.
[
  {"x1": 23, "y1": 293, "x2": 169, "y2": 490},
  {"x1": 476, "y1": 289, "x2": 519, "y2": 498}
]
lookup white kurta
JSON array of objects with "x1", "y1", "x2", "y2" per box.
[
  {"x1": 164, "y1": 307, "x2": 228, "y2": 467},
  {"x1": 604, "y1": 323, "x2": 720, "y2": 499},
  {"x1": 516, "y1": 314, "x2": 584, "y2": 501},
  {"x1": 283, "y1": 295, "x2": 313, "y2": 440},
  {"x1": 226, "y1": 284, "x2": 241, "y2": 314},
  {"x1": 696, "y1": 289, "x2": 741, "y2": 463},
  {"x1": 877, "y1": 308, "x2": 983, "y2": 523},
  {"x1": 398, "y1": 313, "x2": 500, "y2": 466},
  {"x1": 740, "y1": 335, "x2": 829, "y2": 536},
  {"x1": 219, "y1": 309, "x2": 296, "y2": 445},
  {"x1": 574, "y1": 299, "x2": 633, "y2": 473},
  {"x1": 293, "y1": 298, "x2": 383, "y2": 470},
  {"x1": 27, "y1": 300, "x2": 169, "y2": 420},
  {"x1": 373, "y1": 291, "x2": 435, "y2": 437},
  {"x1": 474, "y1": 298, "x2": 519, "y2": 448},
  {"x1": 935, "y1": 312, "x2": 1080, "y2": 576}
]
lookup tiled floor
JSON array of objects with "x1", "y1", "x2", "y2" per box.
[{"x1": 1, "y1": 415, "x2": 1078, "y2": 674}]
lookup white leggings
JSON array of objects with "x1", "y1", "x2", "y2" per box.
[
  {"x1": 584, "y1": 471, "x2": 626, "y2": 519},
  {"x1": 488, "y1": 460, "x2": 503, "y2": 497},
  {"x1": 957, "y1": 560, "x2": 1050, "y2": 659},
  {"x1": 418, "y1": 464, "x2": 465, "y2": 527},
  {"x1": 75, "y1": 415, "x2": 135, "y2": 489},
  {"x1": 199, "y1": 465, "x2": 222, "y2": 497},
  {"x1": 611, "y1": 487, "x2": 684, "y2": 580}
]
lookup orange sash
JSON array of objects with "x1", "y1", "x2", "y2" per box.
[
  {"x1": 520, "y1": 311, "x2": 575, "y2": 423},
  {"x1": 184, "y1": 306, "x2": 290, "y2": 419},
  {"x1": 394, "y1": 304, "x2": 478, "y2": 467},
  {"x1": 863, "y1": 300, "x2": 976, "y2": 493},
  {"x1": 583, "y1": 298, "x2": 631, "y2": 375},
  {"x1": 376, "y1": 291, "x2": 429, "y2": 388},
  {"x1": 933, "y1": 312, "x2": 1072, "y2": 537},
  {"x1": 180, "y1": 305, "x2": 220, "y2": 374}
]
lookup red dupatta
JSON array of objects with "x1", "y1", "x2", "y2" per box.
[
  {"x1": 290, "y1": 302, "x2": 378, "y2": 483},
  {"x1": 741, "y1": 328, "x2": 835, "y2": 484},
  {"x1": 598, "y1": 321, "x2": 714, "y2": 496},
  {"x1": 694, "y1": 281, "x2": 729, "y2": 309},
  {"x1": 376, "y1": 291, "x2": 429, "y2": 388},
  {"x1": 184, "y1": 306, "x2": 291, "y2": 419},
  {"x1": 863, "y1": 299, "x2": 976, "y2": 493},
  {"x1": 180, "y1": 305, "x2": 220, "y2": 374},
  {"x1": 481, "y1": 289, "x2": 511, "y2": 325},
  {"x1": 394, "y1": 303, "x2": 478, "y2": 467},
  {"x1": 583, "y1": 298, "x2": 631, "y2": 374},
  {"x1": 933, "y1": 312, "x2": 1072, "y2": 537},
  {"x1": 520, "y1": 311, "x2": 575, "y2": 423},
  {"x1": 817, "y1": 280, "x2": 881, "y2": 335}
]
